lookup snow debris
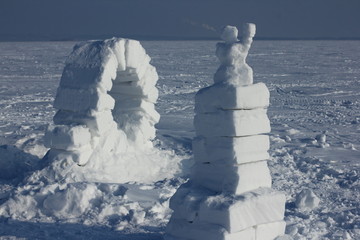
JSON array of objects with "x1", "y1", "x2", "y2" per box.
[{"x1": 295, "y1": 189, "x2": 320, "y2": 211}]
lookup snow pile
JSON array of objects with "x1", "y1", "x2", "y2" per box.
[
  {"x1": 165, "y1": 24, "x2": 286, "y2": 240},
  {"x1": 0, "y1": 38, "x2": 184, "y2": 225}
]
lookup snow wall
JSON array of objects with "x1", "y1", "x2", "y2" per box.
[{"x1": 165, "y1": 24, "x2": 286, "y2": 240}]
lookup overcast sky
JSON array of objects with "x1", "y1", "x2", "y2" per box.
[{"x1": 0, "y1": 0, "x2": 359, "y2": 41}]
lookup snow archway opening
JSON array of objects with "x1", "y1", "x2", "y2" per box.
[{"x1": 41, "y1": 38, "x2": 177, "y2": 184}]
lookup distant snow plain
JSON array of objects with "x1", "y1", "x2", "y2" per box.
[{"x1": 0, "y1": 40, "x2": 359, "y2": 239}]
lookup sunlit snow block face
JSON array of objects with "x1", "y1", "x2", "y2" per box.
[
  {"x1": 54, "y1": 88, "x2": 115, "y2": 112},
  {"x1": 165, "y1": 218, "x2": 255, "y2": 240},
  {"x1": 255, "y1": 221, "x2": 286, "y2": 240},
  {"x1": 193, "y1": 161, "x2": 272, "y2": 194},
  {"x1": 44, "y1": 125, "x2": 91, "y2": 151},
  {"x1": 112, "y1": 98, "x2": 160, "y2": 124},
  {"x1": 195, "y1": 82, "x2": 270, "y2": 113},
  {"x1": 59, "y1": 40, "x2": 121, "y2": 92},
  {"x1": 193, "y1": 135, "x2": 270, "y2": 165},
  {"x1": 125, "y1": 40, "x2": 151, "y2": 69},
  {"x1": 53, "y1": 110, "x2": 116, "y2": 136},
  {"x1": 194, "y1": 108, "x2": 271, "y2": 137},
  {"x1": 197, "y1": 188, "x2": 286, "y2": 234},
  {"x1": 109, "y1": 81, "x2": 159, "y2": 103}
]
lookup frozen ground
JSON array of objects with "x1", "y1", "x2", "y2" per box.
[{"x1": 0, "y1": 40, "x2": 359, "y2": 239}]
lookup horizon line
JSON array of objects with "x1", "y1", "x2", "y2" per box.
[{"x1": 1, "y1": 35, "x2": 360, "y2": 42}]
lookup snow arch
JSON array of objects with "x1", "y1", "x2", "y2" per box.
[{"x1": 44, "y1": 38, "x2": 160, "y2": 167}]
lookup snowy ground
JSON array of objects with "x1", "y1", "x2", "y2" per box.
[{"x1": 0, "y1": 40, "x2": 359, "y2": 239}]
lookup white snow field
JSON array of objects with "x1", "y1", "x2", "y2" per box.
[{"x1": 0, "y1": 39, "x2": 359, "y2": 239}]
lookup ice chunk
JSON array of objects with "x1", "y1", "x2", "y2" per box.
[
  {"x1": 255, "y1": 221, "x2": 286, "y2": 240},
  {"x1": 194, "y1": 109, "x2": 271, "y2": 137},
  {"x1": 197, "y1": 188, "x2": 286, "y2": 233},
  {"x1": 44, "y1": 125, "x2": 91, "y2": 151},
  {"x1": 195, "y1": 82, "x2": 270, "y2": 113},
  {"x1": 166, "y1": 218, "x2": 255, "y2": 240},
  {"x1": 295, "y1": 189, "x2": 320, "y2": 211},
  {"x1": 54, "y1": 87, "x2": 115, "y2": 112},
  {"x1": 193, "y1": 161, "x2": 272, "y2": 194},
  {"x1": 193, "y1": 135, "x2": 270, "y2": 164},
  {"x1": 221, "y1": 26, "x2": 239, "y2": 44}
]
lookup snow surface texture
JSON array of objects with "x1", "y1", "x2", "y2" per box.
[
  {"x1": 165, "y1": 24, "x2": 286, "y2": 240},
  {"x1": 0, "y1": 39, "x2": 359, "y2": 239}
]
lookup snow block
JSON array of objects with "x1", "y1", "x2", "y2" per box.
[
  {"x1": 193, "y1": 135, "x2": 270, "y2": 164},
  {"x1": 255, "y1": 221, "x2": 286, "y2": 240},
  {"x1": 197, "y1": 188, "x2": 286, "y2": 233},
  {"x1": 193, "y1": 161, "x2": 272, "y2": 194},
  {"x1": 54, "y1": 87, "x2": 115, "y2": 112},
  {"x1": 165, "y1": 218, "x2": 256, "y2": 240},
  {"x1": 195, "y1": 82, "x2": 270, "y2": 113},
  {"x1": 44, "y1": 125, "x2": 91, "y2": 150},
  {"x1": 125, "y1": 40, "x2": 151, "y2": 69},
  {"x1": 169, "y1": 182, "x2": 211, "y2": 222},
  {"x1": 60, "y1": 41, "x2": 119, "y2": 92},
  {"x1": 109, "y1": 81, "x2": 158, "y2": 103},
  {"x1": 113, "y1": 104, "x2": 160, "y2": 125},
  {"x1": 114, "y1": 65, "x2": 158, "y2": 86},
  {"x1": 53, "y1": 110, "x2": 115, "y2": 136},
  {"x1": 194, "y1": 108, "x2": 270, "y2": 137}
]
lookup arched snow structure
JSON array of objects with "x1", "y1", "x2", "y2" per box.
[{"x1": 44, "y1": 38, "x2": 159, "y2": 168}]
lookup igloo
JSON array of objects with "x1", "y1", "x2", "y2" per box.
[
  {"x1": 41, "y1": 38, "x2": 164, "y2": 183},
  {"x1": 165, "y1": 24, "x2": 286, "y2": 240}
]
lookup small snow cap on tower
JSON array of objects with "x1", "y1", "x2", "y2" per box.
[
  {"x1": 242, "y1": 23, "x2": 256, "y2": 39},
  {"x1": 220, "y1": 25, "x2": 239, "y2": 44}
]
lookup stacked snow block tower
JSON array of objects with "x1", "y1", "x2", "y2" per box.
[
  {"x1": 43, "y1": 38, "x2": 159, "y2": 179},
  {"x1": 165, "y1": 24, "x2": 286, "y2": 240}
]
